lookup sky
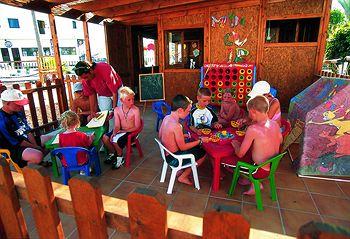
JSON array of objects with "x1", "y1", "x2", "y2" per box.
[{"x1": 332, "y1": 0, "x2": 345, "y2": 11}]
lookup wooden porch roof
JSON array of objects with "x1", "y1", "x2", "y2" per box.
[{"x1": 0, "y1": 0, "x2": 213, "y2": 23}]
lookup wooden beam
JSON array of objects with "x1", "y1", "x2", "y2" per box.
[
  {"x1": 71, "y1": 0, "x2": 144, "y2": 12},
  {"x1": 45, "y1": 0, "x2": 76, "y2": 3},
  {"x1": 95, "y1": 0, "x2": 207, "y2": 18},
  {"x1": 114, "y1": 0, "x2": 256, "y2": 22},
  {"x1": 256, "y1": 0, "x2": 267, "y2": 80}
]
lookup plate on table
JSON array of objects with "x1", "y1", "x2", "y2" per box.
[
  {"x1": 215, "y1": 130, "x2": 234, "y2": 145},
  {"x1": 236, "y1": 130, "x2": 246, "y2": 136},
  {"x1": 201, "y1": 128, "x2": 212, "y2": 135},
  {"x1": 209, "y1": 135, "x2": 220, "y2": 143}
]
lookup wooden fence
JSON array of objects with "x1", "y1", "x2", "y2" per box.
[
  {"x1": 320, "y1": 70, "x2": 350, "y2": 79},
  {"x1": 0, "y1": 75, "x2": 80, "y2": 138},
  {"x1": 0, "y1": 161, "x2": 251, "y2": 239},
  {"x1": 0, "y1": 161, "x2": 349, "y2": 239}
]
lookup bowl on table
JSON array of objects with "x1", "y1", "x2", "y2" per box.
[{"x1": 201, "y1": 128, "x2": 212, "y2": 135}]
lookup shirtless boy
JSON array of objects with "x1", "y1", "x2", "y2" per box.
[
  {"x1": 102, "y1": 86, "x2": 141, "y2": 169},
  {"x1": 231, "y1": 95, "x2": 282, "y2": 195},
  {"x1": 218, "y1": 89, "x2": 242, "y2": 127},
  {"x1": 159, "y1": 94, "x2": 209, "y2": 185}
]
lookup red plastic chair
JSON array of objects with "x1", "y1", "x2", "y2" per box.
[
  {"x1": 125, "y1": 119, "x2": 144, "y2": 167},
  {"x1": 281, "y1": 118, "x2": 291, "y2": 139}
]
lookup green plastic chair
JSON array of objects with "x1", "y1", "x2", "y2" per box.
[{"x1": 228, "y1": 152, "x2": 287, "y2": 211}]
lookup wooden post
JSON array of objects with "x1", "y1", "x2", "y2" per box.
[
  {"x1": 49, "y1": 13, "x2": 68, "y2": 113},
  {"x1": 82, "y1": 14, "x2": 92, "y2": 63},
  {"x1": 22, "y1": 165, "x2": 64, "y2": 239},
  {"x1": 203, "y1": 204, "x2": 250, "y2": 239},
  {"x1": 128, "y1": 188, "x2": 167, "y2": 239},
  {"x1": 0, "y1": 159, "x2": 28, "y2": 238},
  {"x1": 36, "y1": 81, "x2": 48, "y2": 129},
  {"x1": 68, "y1": 176, "x2": 108, "y2": 239},
  {"x1": 298, "y1": 221, "x2": 350, "y2": 239}
]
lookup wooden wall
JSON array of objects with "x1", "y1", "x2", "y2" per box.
[
  {"x1": 258, "y1": 0, "x2": 329, "y2": 108},
  {"x1": 105, "y1": 0, "x2": 330, "y2": 108}
]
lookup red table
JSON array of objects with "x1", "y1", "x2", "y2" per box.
[{"x1": 189, "y1": 127, "x2": 244, "y2": 192}]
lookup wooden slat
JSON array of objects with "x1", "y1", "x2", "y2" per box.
[
  {"x1": 0, "y1": 160, "x2": 28, "y2": 239},
  {"x1": 45, "y1": 79, "x2": 58, "y2": 128},
  {"x1": 95, "y1": 0, "x2": 207, "y2": 18},
  {"x1": 24, "y1": 82, "x2": 39, "y2": 129},
  {"x1": 71, "y1": 0, "x2": 144, "y2": 12},
  {"x1": 23, "y1": 165, "x2": 64, "y2": 239},
  {"x1": 128, "y1": 188, "x2": 167, "y2": 239},
  {"x1": 36, "y1": 81, "x2": 49, "y2": 127},
  {"x1": 203, "y1": 204, "x2": 250, "y2": 239},
  {"x1": 68, "y1": 176, "x2": 108, "y2": 239}
]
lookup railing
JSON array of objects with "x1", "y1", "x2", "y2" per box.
[{"x1": 321, "y1": 57, "x2": 350, "y2": 78}]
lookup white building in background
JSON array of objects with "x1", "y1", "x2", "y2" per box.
[{"x1": 0, "y1": 3, "x2": 106, "y2": 65}]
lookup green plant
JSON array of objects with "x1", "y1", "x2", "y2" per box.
[
  {"x1": 326, "y1": 22, "x2": 350, "y2": 59},
  {"x1": 338, "y1": 0, "x2": 350, "y2": 20},
  {"x1": 329, "y1": 9, "x2": 346, "y2": 33}
]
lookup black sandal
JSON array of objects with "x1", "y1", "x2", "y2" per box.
[{"x1": 104, "y1": 154, "x2": 116, "y2": 164}]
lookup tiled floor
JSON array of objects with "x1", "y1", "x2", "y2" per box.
[{"x1": 20, "y1": 108, "x2": 350, "y2": 238}]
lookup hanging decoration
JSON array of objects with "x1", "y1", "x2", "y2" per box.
[
  {"x1": 211, "y1": 16, "x2": 227, "y2": 28},
  {"x1": 234, "y1": 48, "x2": 249, "y2": 63}
]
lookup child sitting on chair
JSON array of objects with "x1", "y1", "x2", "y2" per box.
[
  {"x1": 102, "y1": 86, "x2": 141, "y2": 169},
  {"x1": 231, "y1": 95, "x2": 282, "y2": 195},
  {"x1": 218, "y1": 89, "x2": 243, "y2": 127},
  {"x1": 189, "y1": 87, "x2": 222, "y2": 135},
  {"x1": 159, "y1": 94, "x2": 210, "y2": 185},
  {"x1": 59, "y1": 110, "x2": 94, "y2": 166}
]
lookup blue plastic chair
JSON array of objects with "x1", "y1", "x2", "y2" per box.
[
  {"x1": 152, "y1": 100, "x2": 171, "y2": 131},
  {"x1": 51, "y1": 147, "x2": 101, "y2": 185}
]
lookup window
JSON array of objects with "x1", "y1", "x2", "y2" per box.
[
  {"x1": 8, "y1": 18, "x2": 19, "y2": 28},
  {"x1": 37, "y1": 20, "x2": 45, "y2": 34},
  {"x1": 59, "y1": 47, "x2": 76, "y2": 55},
  {"x1": 265, "y1": 18, "x2": 320, "y2": 43},
  {"x1": 165, "y1": 28, "x2": 203, "y2": 69},
  {"x1": 72, "y1": 21, "x2": 77, "y2": 29},
  {"x1": 1, "y1": 48, "x2": 10, "y2": 62},
  {"x1": 43, "y1": 47, "x2": 51, "y2": 56},
  {"x1": 22, "y1": 48, "x2": 38, "y2": 56}
]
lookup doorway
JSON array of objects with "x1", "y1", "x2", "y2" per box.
[
  {"x1": 11, "y1": 48, "x2": 21, "y2": 68},
  {"x1": 131, "y1": 25, "x2": 158, "y2": 97}
]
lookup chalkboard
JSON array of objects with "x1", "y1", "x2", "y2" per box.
[{"x1": 139, "y1": 73, "x2": 165, "y2": 102}]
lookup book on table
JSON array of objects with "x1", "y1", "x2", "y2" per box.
[
  {"x1": 51, "y1": 131, "x2": 95, "y2": 145},
  {"x1": 86, "y1": 110, "x2": 109, "y2": 128}
]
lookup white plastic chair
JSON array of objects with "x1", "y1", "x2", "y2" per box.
[{"x1": 155, "y1": 138, "x2": 200, "y2": 194}]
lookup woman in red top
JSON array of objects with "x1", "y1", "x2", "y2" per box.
[{"x1": 58, "y1": 111, "x2": 94, "y2": 166}]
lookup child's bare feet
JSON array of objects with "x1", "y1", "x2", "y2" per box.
[
  {"x1": 243, "y1": 183, "x2": 264, "y2": 195},
  {"x1": 178, "y1": 175, "x2": 193, "y2": 185},
  {"x1": 238, "y1": 177, "x2": 250, "y2": 186}
]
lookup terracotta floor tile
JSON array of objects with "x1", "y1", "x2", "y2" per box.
[
  {"x1": 242, "y1": 203, "x2": 283, "y2": 234},
  {"x1": 276, "y1": 155, "x2": 294, "y2": 174},
  {"x1": 110, "y1": 181, "x2": 147, "y2": 200},
  {"x1": 110, "y1": 231, "x2": 131, "y2": 239},
  {"x1": 150, "y1": 172, "x2": 176, "y2": 190},
  {"x1": 96, "y1": 176, "x2": 121, "y2": 195},
  {"x1": 303, "y1": 178, "x2": 344, "y2": 197},
  {"x1": 276, "y1": 172, "x2": 306, "y2": 191},
  {"x1": 102, "y1": 166, "x2": 134, "y2": 180},
  {"x1": 312, "y1": 194, "x2": 350, "y2": 220},
  {"x1": 210, "y1": 174, "x2": 244, "y2": 201},
  {"x1": 243, "y1": 182, "x2": 278, "y2": 207},
  {"x1": 278, "y1": 189, "x2": 317, "y2": 213},
  {"x1": 171, "y1": 191, "x2": 208, "y2": 217},
  {"x1": 22, "y1": 205, "x2": 36, "y2": 233},
  {"x1": 176, "y1": 176, "x2": 212, "y2": 195},
  {"x1": 205, "y1": 197, "x2": 241, "y2": 213},
  {"x1": 138, "y1": 157, "x2": 162, "y2": 170},
  {"x1": 67, "y1": 227, "x2": 115, "y2": 239},
  {"x1": 125, "y1": 167, "x2": 159, "y2": 185},
  {"x1": 322, "y1": 216, "x2": 350, "y2": 229},
  {"x1": 148, "y1": 185, "x2": 178, "y2": 208},
  {"x1": 281, "y1": 209, "x2": 321, "y2": 236},
  {"x1": 59, "y1": 212, "x2": 77, "y2": 236},
  {"x1": 337, "y1": 182, "x2": 350, "y2": 198}
]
